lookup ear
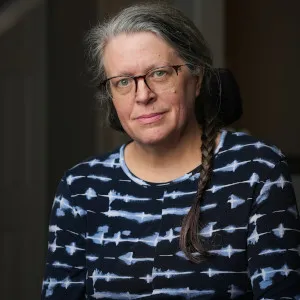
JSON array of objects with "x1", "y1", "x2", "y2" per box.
[{"x1": 195, "y1": 75, "x2": 202, "y2": 98}]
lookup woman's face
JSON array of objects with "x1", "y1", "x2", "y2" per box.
[{"x1": 103, "y1": 32, "x2": 201, "y2": 146}]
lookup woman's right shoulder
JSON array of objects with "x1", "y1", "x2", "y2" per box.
[
  {"x1": 66, "y1": 146, "x2": 123, "y2": 177},
  {"x1": 52, "y1": 145, "x2": 126, "y2": 207},
  {"x1": 55, "y1": 145, "x2": 125, "y2": 195}
]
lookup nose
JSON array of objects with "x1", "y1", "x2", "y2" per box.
[{"x1": 134, "y1": 77, "x2": 155, "y2": 104}]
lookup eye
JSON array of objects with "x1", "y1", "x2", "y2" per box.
[
  {"x1": 116, "y1": 78, "x2": 131, "y2": 87},
  {"x1": 152, "y1": 69, "x2": 167, "y2": 78}
]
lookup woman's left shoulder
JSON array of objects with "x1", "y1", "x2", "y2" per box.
[{"x1": 222, "y1": 129, "x2": 286, "y2": 164}]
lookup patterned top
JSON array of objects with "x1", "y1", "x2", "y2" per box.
[{"x1": 42, "y1": 130, "x2": 300, "y2": 299}]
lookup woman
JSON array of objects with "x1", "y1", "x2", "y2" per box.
[{"x1": 41, "y1": 3, "x2": 300, "y2": 299}]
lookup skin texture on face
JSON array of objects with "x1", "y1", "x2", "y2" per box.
[{"x1": 103, "y1": 31, "x2": 202, "y2": 148}]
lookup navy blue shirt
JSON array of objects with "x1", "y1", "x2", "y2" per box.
[{"x1": 42, "y1": 130, "x2": 300, "y2": 299}]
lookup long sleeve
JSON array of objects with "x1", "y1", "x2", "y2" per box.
[
  {"x1": 247, "y1": 159, "x2": 300, "y2": 299},
  {"x1": 41, "y1": 175, "x2": 86, "y2": 299}
]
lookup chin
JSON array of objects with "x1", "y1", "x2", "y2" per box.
[
  {"x1": 125, "y1": 121, "x2": 180, "y2": 146},
  {"x1": 133, "y1": 129, "x2": 175, "y2": 147}
]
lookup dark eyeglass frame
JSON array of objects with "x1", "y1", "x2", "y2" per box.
[{"x1": 98, "y1": 64, "x2": 192, "y2": 91}]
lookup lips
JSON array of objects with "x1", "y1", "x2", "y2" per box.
[
  {"x1": 137, "y1": 113, "x2": 162, "y2": 119},
  {"x1": 136, "y1": 112, "x2": 165, "y2": 124}
]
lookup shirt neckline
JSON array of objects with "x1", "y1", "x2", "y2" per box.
[{"x1": 119, "y1": 129, "x2": 228, "y2": 187}]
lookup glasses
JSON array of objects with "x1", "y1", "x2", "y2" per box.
[{"x1": 100, "y1": 64, "x2": 192, "y2": 99}]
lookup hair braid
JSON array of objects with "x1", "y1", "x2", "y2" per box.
[{"x1": 179, "y1": 112, "x2": 220, "y2": 263}]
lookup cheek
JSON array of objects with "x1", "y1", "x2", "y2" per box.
[
  {"x1": 113, "y1": 101, "x2": 131, "y2": 120},
  {"x1": 112, "y1": 101, "x2": 134, "y2": 132},
  {"x1": 169, "y1": 88, "x2": 195, "y2": 119}
]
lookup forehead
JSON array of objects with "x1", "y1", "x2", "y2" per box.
[{"x1": 103, "y1": 32, "x2": 180, "y2": 76}]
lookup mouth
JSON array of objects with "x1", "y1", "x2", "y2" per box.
[{"x1": 136, "y1": 112, "x2": 165, "y2": 124}]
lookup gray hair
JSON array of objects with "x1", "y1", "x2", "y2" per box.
[{"x1": 85, "y1": 2, "x2": 214, "y2": 131}]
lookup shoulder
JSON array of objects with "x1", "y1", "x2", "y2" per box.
[
  {"x1": 63, "y1": 145, "x2": 124, "y2": 183},
  {"x1": 220, "y1": 129, "x2": 286, "y2": 165}
]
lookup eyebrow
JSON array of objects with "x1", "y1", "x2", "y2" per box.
[{"x1": 109, "y1": 61, "x2": 172, "y2": 78}]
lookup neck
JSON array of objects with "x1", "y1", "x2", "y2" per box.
[{"x1": 124, "y1": 121, "x2": 204, "y2": 183}]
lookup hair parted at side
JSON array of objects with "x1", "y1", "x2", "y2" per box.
[{"x1": 85, "y1": 2, "x2": 222, "y2": 263}]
